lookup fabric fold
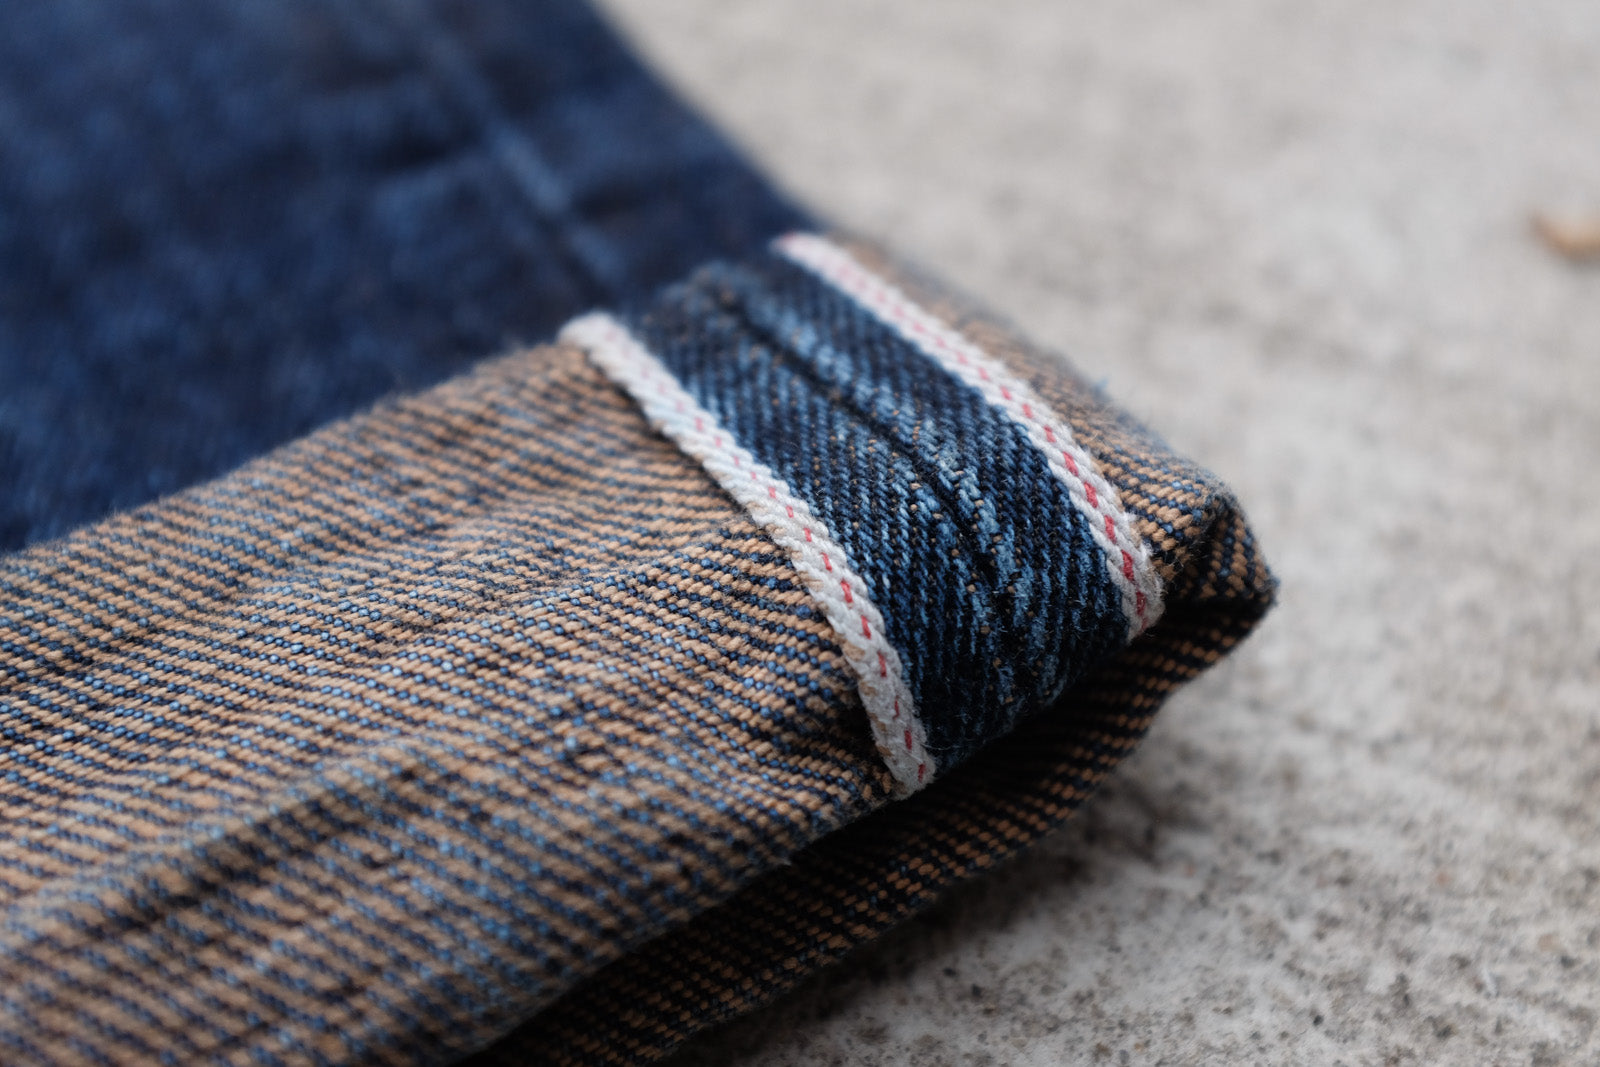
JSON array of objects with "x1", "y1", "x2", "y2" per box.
[{"x1": 0, "y1": 235, "x2": 1272, "y2": 1064}]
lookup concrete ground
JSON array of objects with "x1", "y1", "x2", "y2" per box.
[{"x1": 600, "y1": 3, "x2": 1600, "y2": 1064}]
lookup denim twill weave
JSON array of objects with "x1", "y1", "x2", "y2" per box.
[
  {"x1": 775, "y1": 233, "x2": 1164, "y2": 637},
  {"x1": 2, "y1": 0, "x2": 1275, "y2": 1059},
  {"x1": 496, "y1": 241, "x2": 1274, "y2": 1066},
  {"x1": 589, "y1": 243, "x2": 1140, "y2": 779},
  {"x1": 0, "y1": 0, "x2": 808, "y2": 551},
  {"x1": 0, "y1": 342, "x2": 891, "y2": 1064},
  {"x1": 0, "y1": 236, "x2": 1273, "y2": 1064},
  {"x1": 559, "y1": 310, "x2": 936, "y2": 789}
]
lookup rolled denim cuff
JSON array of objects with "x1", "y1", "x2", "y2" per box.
[{"x1": 0, "y1": 234, "x2": 1273, "y2": 1064}]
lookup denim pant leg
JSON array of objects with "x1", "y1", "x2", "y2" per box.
[{"x1": 0, "y1": 0, "x2": 808, "y2": 550}]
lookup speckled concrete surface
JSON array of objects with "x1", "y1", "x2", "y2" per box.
[{"x1": 597, "y1": 3, "x2": 1600, "y2": 1063}]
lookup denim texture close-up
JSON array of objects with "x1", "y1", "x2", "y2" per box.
[
  {"x1": 621, "y1": 248, "x2": 1133, "y2": 771},
  {"x1": 0, "y1": 0, "x2": 806, "y2": 549},
  {"x1": 0, "y1": 1, "x2": 1278, "y2": 1064}
]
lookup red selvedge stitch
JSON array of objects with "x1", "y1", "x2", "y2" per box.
[
  {"x1": 779, "y1": 235, "x2": 1156, "y2": 639},
  {"x1": 570, "y1": 308, "x2": 933, "y2": 790},
  {"x1": 870, "y1": 289, "x2": 1131, "y2": 564},
  {"x1": 756, "y1": 470, "x2": 884, "y2": 639}
]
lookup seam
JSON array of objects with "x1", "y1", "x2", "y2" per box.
[
  {"x1": 677, "y1": 264, "x2": 1015, "y2": 605},
  {"x1": 774, "y1": 233, "x2": 1164, "y2": 639},
  {"x1": 560, "y1": 313, "x2": 934, "y2": 794}
]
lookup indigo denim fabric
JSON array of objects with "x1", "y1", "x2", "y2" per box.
[
  {"x1": 623, "y1": 252, "x2": 1129, "y2": 770},
  {"x1": 0, "y1": 0, "x2": 807, "y2": 550},
  {"x1": 0, "y1": 3, "x2": 1275, "y2": 1062},
  {"x1": 0, "y1": 235, "x2": 1274, "y2": 1065}
]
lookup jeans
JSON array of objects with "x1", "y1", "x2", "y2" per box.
[
  {"x1": 0, "y1": 0, "x2": 806, "y2": 549},
  {"x1": 0, "y1": 3, "x2": 1273, "y2": 1064}
]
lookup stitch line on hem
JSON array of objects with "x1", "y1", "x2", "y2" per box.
[
  {"x1": 774, "y1": 232, "x2": 1164, "y2": 639},
  {"x1": 560, "y1": 312, "x2": 934, "y2": 794}
]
